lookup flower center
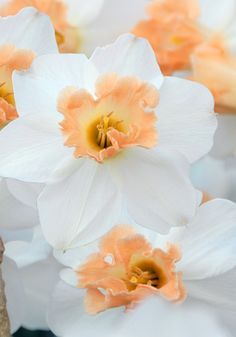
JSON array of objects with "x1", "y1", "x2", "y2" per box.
[
  {"x1": 58, "y1": 74, "x2": 158, "y2": 162},
  {"x1": 95, "y1": 112, "x2": 124, "y2": 149},
  {"x1": 127, "y1": 259, "x2": 168, "y2": 291},
  {"x1": 0, "y1": 81, "x2": 14, "y2": 105}
]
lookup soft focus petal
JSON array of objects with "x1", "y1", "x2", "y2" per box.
[
  {"x1": 0, "y1": 179, "x2": 38, "y2": 229},
  {"x1": 111, "y1": 147, "x2": 198, "y2": 233},
  {"x1": 191, "y1": 156, "x2": 230, "y2": 199},
  {"x1": 20, "y1": 255, "x2": 61, "y2": 330},
  {"x1": 2, "y1": 257, "x2": 25, "y2": 333},
  {"x1": 0, "y1": 7, "x2": 58, "y2": 54},
  {"x1": 5, "y1": 227, "x2": 51, "y2": 268},
  {"x1": 38, "y1": 159, "x2": 122, "y2": 249},
  {"x1": 211, "y1": 115, "x2": 236, "y2": 158},
  {"x1": 48, "y1": 282, "x2": 230, "y2": 337},
  {"x1": 65, "y1": 0, "x2": 104, "y2": 26},
  {"x1": 48, "y1": 281, "x2": 124, "y2": 337},
  {"x1": 81, "y1": 0, "x2": 147, "y2": 54},
  {"x1": 198, "y1": 0, "x2": 236, "y2": 31},
  {"x1": 6, "y1": 179, "x2": 43, "y2": 209},
  {"x1": 113, "y1": 297, "x2": 231, "y2": 337},
  {"x1": 157, "y1": 77, "x2": 216, "y2": 163},
  {"x1": 186, "y1": 267, "x2": 236, "y2": 313},
  {"x1": 90, "y1": 34, "x2": 163, "y2": 87},
  {"x1": 172, "y1": 199, "x2": 236, "y2": 279}
]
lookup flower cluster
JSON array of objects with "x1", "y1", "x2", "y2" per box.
[{"x1": 0, "y1": 1, "x2": 235, "y2": 337}]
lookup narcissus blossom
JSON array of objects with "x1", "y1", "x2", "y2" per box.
[
  {"x1": 132, "y1": 0, "x2": 236, "y2": 113},
  {"x1": 48, "y1": 199, "x2": 236, "y2": 337},
  {"x1": 132, "y1": 0, "x2": 204, "y2": 75},
  {"x1": 0, "y1": 0, "x2": 104, "y2": 53},
  {"x1": 0, "y1": 34, "x2": 216, "y2": 249},
  {"x1": 0, "y1": 7, "x2": 57, "y2": 128}
]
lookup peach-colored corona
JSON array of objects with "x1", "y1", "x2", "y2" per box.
[
  {"x1": 133, "y1": 0, "x2": 203, "y2": 74},
  {"x1": 77, "y1": 225, "x2": 186, "y2": 314},
  {"x1": 191, "y1": 37, "x2": 236, "y2": 114},
  {"x1": 0, "y1": 44, "x2": 35, "y2": 127},
  {"x1": 133, "y1": 0, "x2": 236, "y2": 112},
  {"x1": 58, "y1": 73, "x2": 159, "y2": 162}
]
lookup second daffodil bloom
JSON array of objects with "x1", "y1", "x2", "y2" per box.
[
  {"x1": 0, "y1": 7, "x2": 58, "y2": 128},
  {"x1": 0, "y1": 35, "x2": 216, "y2": 249},
  {"x1": 0, "y1": 0, "x2": 104, "y2": 53},
  {"x1": 132, "y1": 0, "x2": 236, "y2": 113},
  {"x1": 48, "y1": 199, "x2": 236, "y2": 337}
]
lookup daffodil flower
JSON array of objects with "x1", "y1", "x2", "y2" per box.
[
  {"x1": 0, "y1": 35, "x2": 216, "y2": 249},
  {"x1": 48, "y1": 199, "x2": 236, "y2": 337}
]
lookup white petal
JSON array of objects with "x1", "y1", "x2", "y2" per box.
[
  {"x1": 20, "y1": 255, "x2": 61, "y2": 330},
  {"x1": 0, "y1": 227, "x2": 34, "y2": 243},
  {"x1": 115, "y1": 298, "x2": 230, "y2": 337},
  {"x1": 48, "y1": 281, "x2": 124, "y2": 337},
  {"x1": 60, "y1": 268, "x2": 78, "y2": 287},
  {"x1": 0, "y1": 114, "x2": 71, "y2": 182},
  {"x1": 6, "y1": 179, "x2": 43, "y2": 209},
  {"x1": 173, "y1": 199, "x2": 236, "y2": 279},
  {"x1": 2, "y1": 257, "x2": 25, "y2": 333},
  {"x1": 0, "y1": 179, "x2": 39, "y2": 229},
  {"x1": 48, "y1": 282, "x2": 229, "y2": 337},
  {"x1": 210, "y1": 115, "x2": 236, "y2": 158},
  {"x1": 186, "y1": 267, "x2": 236, "y2": 313},
  {"x1": 0, "y1": 7, "x2": 58, "y2": 54},
  {"x1": 81, "y1": 0, "x2": 147, "y2": 55},
  {"x1": 54, "y1": 241, "x2": 98, "y2": 268},
  {"x1": 90, "y1": 34, "x2": 163, "y2": 88},
  {"x1": 111, "y1": 147, "x2": 198, "y2": 233},
  {"x1": 65, "y1": 0, "x2": 104, "y2": 26},
  {"x1": 157, "y1": 77, "x2": 216, "y2": 163},
  {"x1": 5, "y1": 227, "x2": 51, "y2": 268},
  {"x1": 191, "y1": 156, "x2": 230, "y2": 199},
  {"x1": 198, "y1": 0, "x2": 236, "y2": 32},
  {"x1": 13, "y1": 53, "x2": 98, "y2": 117},
  {"x1": 38, "y1": 159, "x2": 122, "y2": 249}
]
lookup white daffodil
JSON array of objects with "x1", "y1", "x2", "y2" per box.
[
  {"x1": 0, "y1": 34, "x2": 216, "y2": 249},
  {"x1": 48, "y1": 198, "x2": 236, "y2": 337},
  {"x1": 2, "y1": 227, "x2": 62, "y2": 333},
  {"x1": 0, "y1": 0, "x2": 104, "y2": 53},
  {"x1": 0, "y1": 7, "x2": 58, "y2": 128}
]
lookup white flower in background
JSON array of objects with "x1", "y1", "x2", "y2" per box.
[
  {"x1": 191, "y1": 156, "x2": 236, "y2": 203},
  {"x1": 0, "y1": 0, "x2": 104, "y2": 53},
  {"x1": 0, "y1": 34, "x2": 216, "y2": 249},
  {"x1": 0, "y1": 179, "x2": 42, "y2": 231},
  {"x1": 2, "y1": 227, "x2": 62, "y2": 333},
  {"x1": 91, "y1": 0, "x2": 236, "y2": 114},
  {"x1": 210, "y1": 115, "x2": 236, "y2": 158},
  {"x1": 48, "y1": 199, "x2": 236, "y2": 337},
  {"x1": 0, "y1": 7, "x2": 58, "y2": 128}
]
